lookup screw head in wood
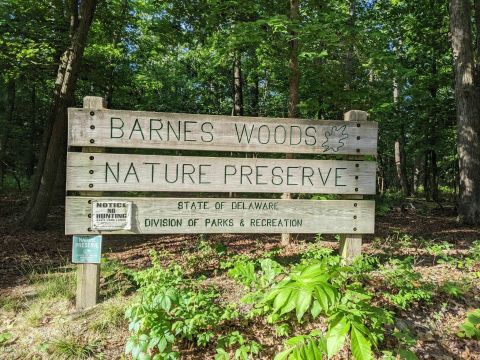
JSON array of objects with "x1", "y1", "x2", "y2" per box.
[
  {"x1": 353, "y1": 215, "x2": 357, "y2": 219},
  {"x1": 88, "y1": 214, "x2": 91, "y2": 218},
  {"x1": 89, "y1": 170, "x2": 94, "y2": 174},
  {"x1": 353, "y1": 227, "x2": 357, "y2": 231},
  {"x1": 355, "y1": 163, "x2": 359, "y2": 167},
  {"x1": 88, "y1": 200, "x2": 92, "y2": 204},
  {"x1": 90, "y1": 139, "x2": 95, "y2": 144},
  {"x1": 89, "y1": 156, "x2": 94, "y2": 160},
  {"x1": 90, "y1": 111, "x2": 95, "y2": 116},
  {"x1": 90, "y1": 125, "x2": 95, "y2": 130},
  {"x1": 89, "y1": 184, "x2": 93, "y2": 188},
  {"x1": 88, "y1": 227, "x2": 92, "y2": 232},
  {"x1": 355, "y1": 188, "x2": 358, "y2": 192},
  {"x1": 355, "y1": 175, "x2": 359, "y2": 180},
  {"x1": 354, "y1": 203, "x2": 358, "y2": 207},
  {"x1": 356, "y1": 123, "x2": 361, "y2": 127},
  {"x1": 357, "y1": 136, "x2": 360, "y2": 140}
]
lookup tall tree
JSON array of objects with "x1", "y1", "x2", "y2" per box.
[
  {"x1": 282, "y1": 0, "x2": 300, "y2": 246},
  {"x1": 24, "y1": 0, "x2": 98, "y2": 229},
  {"x1": 450, "y1": 0, "x2": 480, "y2": 224}
]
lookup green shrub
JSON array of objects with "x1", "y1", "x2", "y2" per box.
[
  {"x1": 457, "y1": 309, "x2": 480, "y2": 340},
  {"x1": 125, "y1": 251, "x2": 238, "y2": 360},
  {"x1": 378, "y1": 259, "x2": 434, "y2": 309}
]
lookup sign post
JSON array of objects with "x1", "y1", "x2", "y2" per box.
[
  {"x1": 339, "y1": 110, "x2": 369, "y2": 262},
  {"x1": 75, "y1": 96, "x2": 106, "y2": 311},
  {"x1": 67, "y1": 98, "x2": 378, "y2": 310}
]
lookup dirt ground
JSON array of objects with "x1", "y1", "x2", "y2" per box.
[{"x1": 0, "y1": 195, "x2": 479, "y2": 359}]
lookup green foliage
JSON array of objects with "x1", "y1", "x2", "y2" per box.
[
  {"x1": 264, "y1": 260, "x2": 339, "y2": 322},
  {"x1": 49, "y1": 336, "x2": 102, "y2": 360},
  {"x1": 469, "y1": 241, "x2": 480, "y2": 262},
  {"x1": 125, "y1": 251, "x2": 238, "y2": 360},
  {"x1": 457, "y1": 309, "x2": 480, "y2": 340},
  {"x1": 29, "y1": 267, "x2": 76, "y2": 301},
  {"x1": 378, "y1": 259, "x2": 434, "y2": 309},
  {"x1": 423, "y1": 241, "x2": 452, "y2": 264},
  {"x1": 215, "y1": 332, "x2": 261, "y2": 360},
  {"x1": 226, "y1": 256, "x2": 284, "y2": 290},
  {"x1": 274, "y1": 330, "x2": 327, "y2": 360},
  {"x1": 0, "y1": 331, "x2": 12, "y2": 347},
  {"x1": 440, "y1": 281, "x2": 468, "y2": 299},
  {"x1": 326, "y1": 286, "x2": 394, "y2": 359}
]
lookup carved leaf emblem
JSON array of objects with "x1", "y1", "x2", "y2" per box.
[{"x1": 322, "y1": 125, "x2": 348, "y2": 152}]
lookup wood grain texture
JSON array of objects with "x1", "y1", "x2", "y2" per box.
[
  {"x1": 339, "y1": 110, "x2": 368, "y2": 262},
  {"x1": 68, "y1": 108, "x2": 378, "y2": 155},
  {"x1": 65, "y1": 197, "x2": 375, "y2": 234},
  {"x1": 66, "y1": 152, "x2": 376, "y2": 194}
]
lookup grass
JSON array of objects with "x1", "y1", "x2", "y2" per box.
[
  {"x1": 29, "y1": 267, "x2": 76, "y2": 301},
  {"x1": 48, "y1": 335, "x2": 103, "y2": 359},
  {"x1": 88, "y1": 296, "x2": 129, "y2": 333},
  {"x1": 0, "y1": 294, "x2": 26, "y2": 312}
]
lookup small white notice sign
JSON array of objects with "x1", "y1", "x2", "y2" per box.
[{"x1": 91, "y1": 200, "x2": 132, "y2": 230}]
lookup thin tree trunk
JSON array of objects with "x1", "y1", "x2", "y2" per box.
[
  {"x1": 27, "y1": 84, "x2": 37, "y2": 178},
  {"x1": 232, "y1": 50, "x2": 243, "y2": 116},
  {"x1": 0, "y1": 79, "x2": 16, "y2": 190},
  {"x1": 424, "y1": 151, "x2": 431, "y2": 201},
  {"x1": 450, "y1": 0, "x2": 480, "y2": 224},
  {"x1": 24, "y1": 0, "x2": 98, "y2": 229},
  {"x1": 282, "y1": 0, "x2": 300, "y2": 246},
  {"x1": 393, "y1": 79, "x2": 409, "y2": 196}
]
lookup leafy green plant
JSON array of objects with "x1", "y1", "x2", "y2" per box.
[
  {"x1": 274, "y1": 330, "x2": 327, "y2": 360},
  {"x1": 457, "y1": 309, "x2": 480, "y2": 340},
  {"x1": 423, "y1": 241, "x2": 452, "y2": 264},
  {"x1": 125, "y1": 251, "x2": 238, "y2": 360},
  {"x1": 227, "y1": 257, "x2": 284, "y2": 290},
  {"x1": 326, "y1": 286, "x2": 394, "y2": 360},
  {"x1": 227, "y1": 258, "x2": 256, "y2": 287},
  {"x1": 215, "y1": 332, "x2": 261, "y2": 360},
  {"x1": 263, "y1": 260, "x2": 339, "y2": 322},
  {"x1": 378, "y1": 259, "x2": 434, "y2": 309},
  {"x1": 300, "y1": 244, "x2": 341, "y2": 267},
  {"x1": 469, "y1": 241, "x2": 480, "y2": 262},
  {"x1": 440, "y1": 281, "x2": 468, "y2": 299}
]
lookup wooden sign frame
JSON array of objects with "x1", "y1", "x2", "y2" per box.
[{"x1": 67, "y1": 96, "x2": 378, "y2": 310}]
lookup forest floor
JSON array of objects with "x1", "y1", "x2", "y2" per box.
[{"x1": 0, "y1": 195, "x2": 479, "y2": 359}]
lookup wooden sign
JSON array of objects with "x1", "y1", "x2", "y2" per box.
[
  {"x1": 68, "y1": 108, "x2": 378, "y2": 155},
  {"x1": 66, "y1": 152, "x2": 376, "y2": 194},
  {"x1": 72, "y1": 235, "x2": 102, "y2": 263},
  {"x1": 65, "y1": 197, "x2": 375, "y2": 234}
]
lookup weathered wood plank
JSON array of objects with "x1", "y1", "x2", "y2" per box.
[
  {"x1": 66, "y1": 152, "x2": 376, "y2": 194},
  {"x1": 65, "y1": 197, "x2": 375, "y2": 234},
  {"x1": 68, "y1": 108, "x2": 378, "y2": 155}
]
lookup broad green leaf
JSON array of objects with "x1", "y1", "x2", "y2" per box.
[
  {"x1": 326, "y1": 316, "x2": 350, "y2": 358},
  {"x1": 295, "y1": 290, "x2": 312, "y2": 321},
  {"x1": 273, "y1": 288, "x2": 292, "y2": 312},
  {"x1": 350, "y1": 326, "x2": 373, "y2": 360}
]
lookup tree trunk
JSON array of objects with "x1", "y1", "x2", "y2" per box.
[
  {"x1": 27, "y1": 84, "x2": 37, "y2": 178},
  {"x1": 232, "y1": 50, "x2": 243, "y2": 116},
  {"x1": 424, "y1": 151, "x2": 431, "y2": 200},
  {"x1": 250, "y1": 72, "x2": 259, "y2": 117},
  {"x1": 450, "y1": 0, "x2": 480, "y2": 224},
  {"x1": 0, "y1": 79, "x2": 16, "y2": 190},
  {"x1": 393, "y1": 79, "x2": 409, "y2": 196},
  {"x1": 282, "y1": 0, "x2": 300, "y2": 246},
  {"x1": 23, "y1": 0, "x2": 98, "y2": 229}
]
